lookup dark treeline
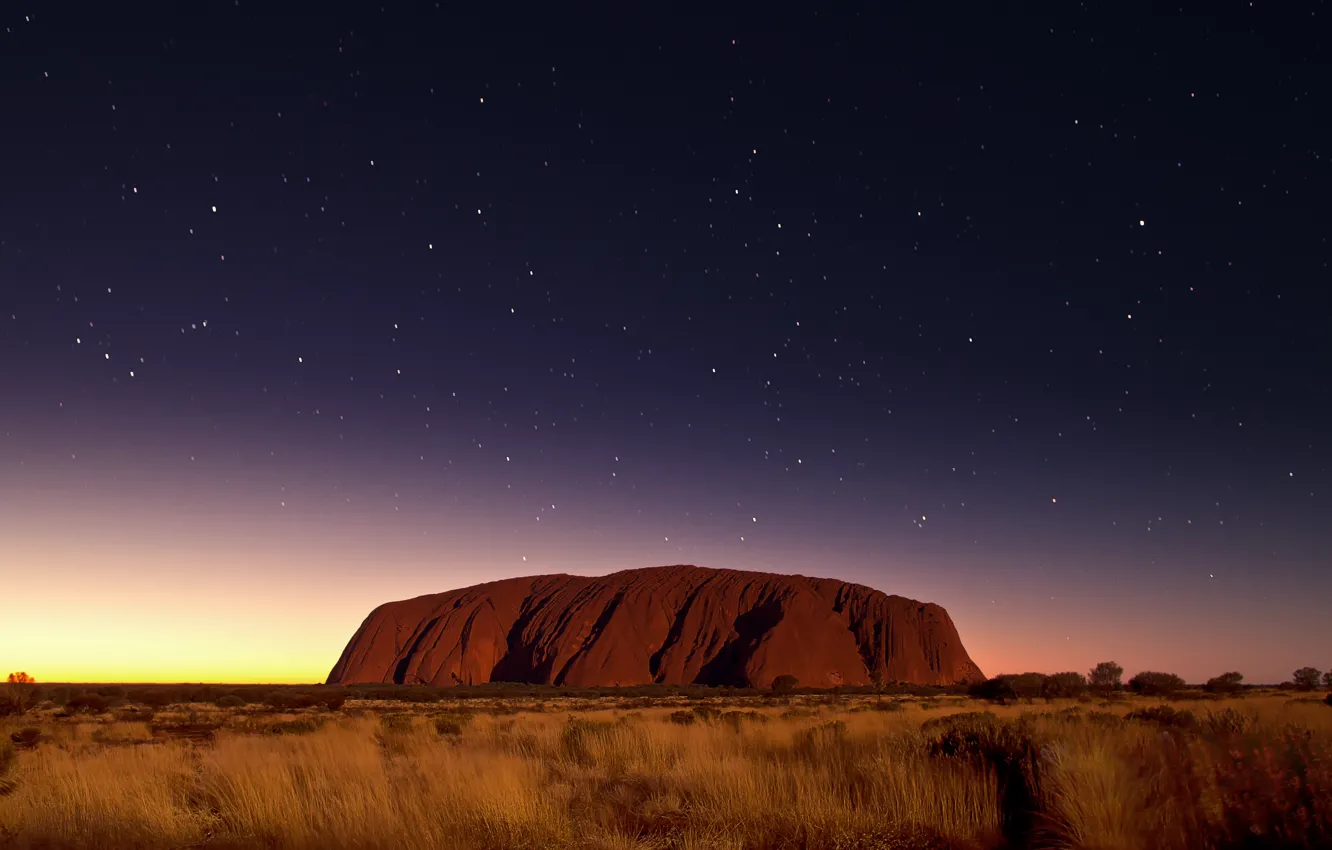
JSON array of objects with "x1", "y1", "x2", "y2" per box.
[{"x1": 2, "y1": 679, "x2": 972, "y2": 715}]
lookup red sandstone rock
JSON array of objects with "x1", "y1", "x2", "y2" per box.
[{"x1": 327, "y1": 565, "x2": 984, "y2": 688}]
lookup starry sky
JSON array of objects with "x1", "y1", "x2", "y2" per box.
[{"x1": 1, "y1": 3, "x2": 1328, "y2": 686}]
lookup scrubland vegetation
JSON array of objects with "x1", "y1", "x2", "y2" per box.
[{"x1": 0, "y1": 672, "x2": 1330, "y2": 849}]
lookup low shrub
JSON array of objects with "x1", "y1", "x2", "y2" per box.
[
  {"x1": 65, "y1": 692, "x2": 110, "y2": 714},
  {"x1": 719, "y1": 710, "x2": 769, "y2": 729},
  {"x1": 1207, "y1": 724, "x2": 1332, "y2": 843},
  {"x1": 1126, "y1": 705, "x2": 1197, "y2": 730},
  {"x1": 116, "y1": 707, "x2": 155, "y2": 723},
  {"x1": 1204, "y1": 672, "x2": 1244, "y2": 694},
  {"x1": 921, "y1": 712, "x2": 1044, "y2": 844},
  {"x1": 770, "y1": 674, "x2": 799, "y2": 696},
  {"x1": 10, "y1": 728, "x2": 40, "y2": 747},
  {"x1": 261, "y1": 691, "x2": 292, "y2": 710},
  {"x1": 380, "y1": 714, "x2": 415, "y2": 733},
  {"x1": 669, "y1": 710, "x2": 696, "y2": 726},
  {"x1": 126, "y1": 688, "x2": 179, "y2": 709},
  {"x1": 266, "y1": 718, "x2": 323, "y2": 735},
  {"x1": 922, "y1": 712, "x2": 1031, "y2": 762},
  {"x1": 867, "y1": 700, "x2": 905, "y2": 712},
  {"x1": 1202, "y1": 707, "x2": 1255, "y2": 737},
  {"x1": 215, "y1": 695, "x2": 246, "y2": 708},
  {"x1": 433, "y1": 712, "x2": 474, "y2": 737}
]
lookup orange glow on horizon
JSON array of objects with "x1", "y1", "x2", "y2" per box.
[{"x1": 3, "y1": 493, "x2": 1326, "y2": 686}]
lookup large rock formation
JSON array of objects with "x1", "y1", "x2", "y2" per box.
[{"x1": 327, "y1": 565, "x2": 983, "y2": 688}]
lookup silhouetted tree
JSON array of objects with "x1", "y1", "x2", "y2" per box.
[
  {"x1": 1, "y1": 673, "x2": 36, "y2": 716},
  {"x1": 1042, "y1": 671, "x2": 1089, "y2": 699},
  {"x1": 1324, "y1": 670, "x2": 1332, "y2": 690},
  {"x1": 969, "y1": 676, "x2": 1018, "y2": 703},
  {"x1": 1089, "y1": 661, "x2": 1124, "y2": 693},
  {"x1": 1204, "y1": 671, "x2": 1244, "y2": 693},
  {"x1": 770, "y1": 674, "x2": 799, "y2": 696},
  {"x1": 1128, "y1": 671, "x2": 1186, "y2": 696},
  {"x1": 1292, "y1": 667, "x2": 1322, "y2": 692}
]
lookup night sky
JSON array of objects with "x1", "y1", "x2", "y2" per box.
[{"x1": 2, "y1": 3, "x2": 1328, "y2": 685}]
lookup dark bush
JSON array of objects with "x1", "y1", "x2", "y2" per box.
[
  {"x1": 691, "y1": 705, "x2": 720, "y2": 721},
  {"x1": 10, "y1": 727, "x2": 41, "y2": 747},
  {"x1": 868, "y1": 700, "x2": 905, "y2": 712},
  {"x1": 1292, "y1": 667, "x2": 1322, "y2": 692},
  {"x1": 1042, "y1": 671, "x2": 1088, "y2": 699},
  {"x1": 720, "y1": 710, "x2": 769, "y2": 729},
  {"x1": 66, "y1": 692, "x2": 110, "y2": 714},
  {"x1": 923, "y1": 712, "x2": 1017, "y2": 759},
  {"x1": 433, "y1": 712, "x2": 474, "y2": 737},
  {"x1": 921, "y1": 712, "x2": 1043, "y2": 844},
  {"x1": 1182, "y1": 689, "x2": 1223, "y2": 701},
  {"x1": 770, "y1": 674, "x2": 799, "y2": 696},
  {"x1": 1204, "y1": 672, "x2": 1244, "y2": 693},
  {"x1": 1005, "y1": 673, "x2": 1051, "y2": 700},
  {"x1": 117, "y1": 707, "x2": 155, "y2": 723},
  {"x1": 126, "y1": 688, "x2": 177, "y2": 709},
  {"x1": 266, "y1": 718, "x2": 323, "y2": 735},
  {"x1": 1127, "y1": 671, "x2": 1186, "y2": 696},
  {"x1": 1126, "y1": 705, "x2": 1197, "y2": 730},
  {"x1": 261, "y1": 691, "x2": 295, "y2": 710},
  {"x1": 288, "y1": 692, "x2": 323, "y2": 710},
  {"x1": 215, "y1": 695, "x2": 246, "y2": 708},
  {"x1": 324, "y1": 694, "x2": 347, "y2": 712},
  {"x1": 970, "y1": 676, "x2": 1019, "y2": 704},
  {"x1": 380, "y1": 714, "x2": 415, "y2": 733},
  {"x1": 1324, "y1": 693, "x2": 1332, "y2": 707},
  {"x1": 669, "y1": 709, "x2": 696, "y2": 726}
]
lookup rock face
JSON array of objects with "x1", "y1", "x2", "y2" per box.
[{"x1": 327, "y1": 565, "x2": 984, "y2": 688}]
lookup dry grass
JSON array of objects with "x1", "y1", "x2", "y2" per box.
[{"x1": 1, "y1": 693, "x2": 1329, "y2": 849}]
